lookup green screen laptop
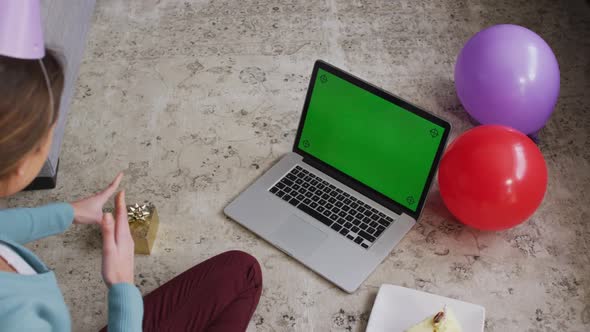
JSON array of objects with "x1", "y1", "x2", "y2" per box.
[{"x1": 225, "y1": 60, "x2": 450, "y2": 292}]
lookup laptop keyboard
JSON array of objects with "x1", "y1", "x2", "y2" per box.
[{"x1": 269, "y1": 165, "x2": 395, "y2": 249}]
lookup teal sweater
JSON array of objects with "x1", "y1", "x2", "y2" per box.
[{"x1": 0, "y1": 203, "x2": 143, "y2": 331}]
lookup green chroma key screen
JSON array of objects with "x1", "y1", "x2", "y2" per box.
[{"x1": 298, "y1": 68, "x2": 446, "y2": 211}]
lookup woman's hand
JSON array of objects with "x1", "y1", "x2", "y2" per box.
[
  {"x1": 101, "y1": 191, "x2": 135, "y2": 286},
  {"x1": 71, "y1": 172, "x2": 123, "y2": 225}
]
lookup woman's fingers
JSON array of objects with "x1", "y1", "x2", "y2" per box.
[
  {"x1": 101, "y1": 213, "x2": 116, "y2": 252},
  {"x1": 114, "y1": 191, "x2": 132, "y2": 243},
  {"x1": 101, "y1": 195, "x2": 135, "y2": 287},
  {"x1": 115, "y1": 191, "x2": 127, "y2": 222},
  {"x1": 99, "y1": 172, "x2": 123, "y2": 200}
]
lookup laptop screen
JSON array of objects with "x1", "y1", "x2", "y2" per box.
[{"x1": 297, "y1": 68, "x2": 447, "y2": 212}]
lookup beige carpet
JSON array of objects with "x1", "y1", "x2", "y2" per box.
[{"x1": 7, "y1": 0, "x2": 590, "y2": 331}]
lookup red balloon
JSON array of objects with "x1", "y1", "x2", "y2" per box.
[{"x1": 438, "y1": 125, "x2": 547, "y2": 230}]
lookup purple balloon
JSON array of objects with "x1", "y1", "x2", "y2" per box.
[{"x1": 455, "y1": 24, "x2": 560, "y2": 134}]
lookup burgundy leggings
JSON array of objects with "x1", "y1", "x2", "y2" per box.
[{"x1": 100, "y1": 250, "x2": 263, "y2": 332}]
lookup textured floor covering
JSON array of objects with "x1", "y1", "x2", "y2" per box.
[{"x1": 6, "y1": 0, "x2": 590, "y2": 331}]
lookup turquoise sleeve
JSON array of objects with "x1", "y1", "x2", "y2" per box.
[
  {"x1": 0, "y1": 203, "x2": 74, "y2": 244},
  {"x1": 107, "y1": 283, "x2": 144, "y2": 332}
]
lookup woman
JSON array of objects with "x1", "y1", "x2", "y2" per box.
[{"x1": 0, "y1": 51, "x2": 262, "y2": 331}]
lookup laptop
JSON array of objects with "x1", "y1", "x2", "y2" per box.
[{"x1": 224, "y1": 60, "x2": 450, "y2": 293}]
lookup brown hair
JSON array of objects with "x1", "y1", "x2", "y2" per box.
[{"x1": 0, "y1": 50, "x2": 64, "y2": 178}]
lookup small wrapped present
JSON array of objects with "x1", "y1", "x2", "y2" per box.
[{"x1": 126, "y1": 203, "x2": 159, "y2": 255}]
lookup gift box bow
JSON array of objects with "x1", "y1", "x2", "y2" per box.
[
  {"x1": 103, "y1": 203, "x2": 155, "y2": 224},
  {"x1": 127, "y1": 203, "x2": 152, "y2": 223}
]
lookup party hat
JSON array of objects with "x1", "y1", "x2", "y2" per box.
[{"x1": 0, "y1": 0, "x2": 45, "y2": 59}]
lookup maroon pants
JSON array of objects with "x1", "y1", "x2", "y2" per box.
[{"x1": 100, "y1": 250, "x2": 263, "y2": 332}]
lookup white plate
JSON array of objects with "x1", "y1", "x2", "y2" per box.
[{"x1": 366, "y1": 284, "x2": 485, "y2": 332}]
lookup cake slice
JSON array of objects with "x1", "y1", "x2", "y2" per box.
[{"x1": 405, "y1": 306, "x2": 462, "y2": 332}]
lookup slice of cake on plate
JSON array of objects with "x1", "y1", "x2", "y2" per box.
[{"x1": 405, "y1": 306, "x2": 462, "y2": 332}]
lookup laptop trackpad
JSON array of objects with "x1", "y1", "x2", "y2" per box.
[{"x1": 273, "y1": 214, "x2": 327, "y2": 257}]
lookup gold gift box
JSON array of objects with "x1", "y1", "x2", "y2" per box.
[{"x1": 127, "y1": 203, "x2": 159, "y2": 255}]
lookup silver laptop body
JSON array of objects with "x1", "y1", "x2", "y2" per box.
[{"x1": 224, "y1": 60, "x2": 450, "y2": 293}]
